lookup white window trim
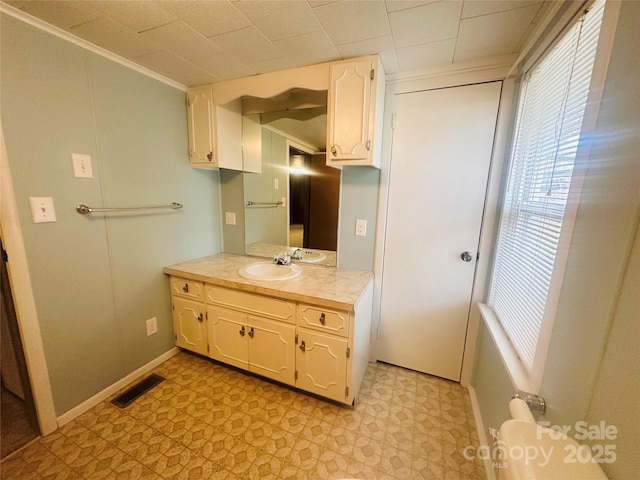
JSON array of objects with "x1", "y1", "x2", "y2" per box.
[{"x1": 479, "y1": 0, "x2": 622, "y2": 394}]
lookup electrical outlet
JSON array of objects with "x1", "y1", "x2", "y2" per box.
[
  {"x1": 29, "y1": 197, "x2": 57, "y2": 223},
  {"x1": 146, "y1": 317, "x2": 158, "y2": 336},
  {"x1": 355, "y1": 219, "x2": 367, "y2": 236},
  {"x1": 225, "y1": 212, "x2": 236, "y2": 225},
  {"x1": 72, "y1": 153, "x2": 93, "y2": 178},
  {"x1": 274, "y1": 178, "x2": 279, "y2": 189}
]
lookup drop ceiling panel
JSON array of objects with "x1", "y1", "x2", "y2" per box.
[
  {"x1": 140, "y1": 21, "x2": 223, "y2": 60},
  {"x1": 2, "y1": 0, "x2": 552, "y2": 87},
  {"x1": 91, "y1": 1, "x2": 178, "y2": 33},
  {"x1": 234, "y1": 0, "x2": 322, "y2": 41},
  {"x1": 273, "y1": 30, "x2": 339, "y2": 67},
  {"x1": 166, "y1": 1, "x2": 251, "y2": 38},
  {"x1": 389, "y1": 1, "x2": 463, "y2": 48},
  {"x1": 213, "y1": 26, "x2": 284, "y2": 65},
  {"x1": 313, "y1": 0, "x2": 391, "y2": 46},
  {"x1": 12, "y1": 0, "x2": 101, "y2": 29},
  {"x1": 70, "y1": 18, "x2": 160, "y2": 59},
  {"x1": 397, "y1": 38, "x2": 457, "y2": 72},
  {"x1": 454, "y1": 3, "x2": 542, "y2": 62}
]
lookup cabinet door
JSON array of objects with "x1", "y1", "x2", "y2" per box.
[
  {"x1": 207, "y1": 306, "x2": 248, "y2": 369},
  {"x1": 172, "y1": 297, "x2": 207, "y2": 355},
  {"x1": 187, "y1": 88, "x2": 216, "y2": 167},
  {"x1": 327, "y1": 59, "x2": 372, "y2": 162},
  {"x1": 248, "y1": 316, "x2": 295, "y2": 385},
  {"x1": 296, "y1": 329, "x2": 348, "y2": 403}
]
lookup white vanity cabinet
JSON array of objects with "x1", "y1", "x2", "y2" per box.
[
  {"x1": 170, "y1": 277, "x2": 207, "y2": 355},
  {"x1": 186, "y1": 87, "x2": 215, "y2": 168},
  {"x1": 205, "y1": 285, "x2": 296, "y2": 385},
  {"x1": 166, "y1": 264, "x2": 374, "y2": 405},
  {"x1": 327, "y1": 56, "x2": 385, "y2": 168},
  {"x1": 296, "y1": 304, "x2": 350, "y2": 403}
]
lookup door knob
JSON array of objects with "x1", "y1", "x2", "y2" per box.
[{"x1": 460, "y1": 251, "x2": 473, "y2": 262}]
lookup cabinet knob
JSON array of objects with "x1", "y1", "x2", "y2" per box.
[
  {"x1": 197, "y1": 313, "x2": 204, "y2": 322},
  {"x1": 299, "y1": 340, "x2": 306, "y2": 352},
  {"x1": 248, "y1": 327, "x2": 255, "y2": 338},
  {"x1": 330, "y1": 145, "x2": 337, "y2": 156},
  {"x1": 182, "y1": 283, "x2": 189, "y2": 293},
  {"x1": 319, "y1": 313, "x2": 326, "y2": 325},
  {"x1": 460, "y1": 251, "x2": 473, "y2": 262},
  {"x1": 207, "y1": 152, "x2": 213, "y2": 161},
  {"x1": 239, "y1": 326, "x2": 245, "y2": 336}
]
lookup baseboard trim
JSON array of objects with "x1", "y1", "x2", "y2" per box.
[
  {"x1": 468, "y1": 385, "x2": 497, "y2": 480},
  {"x1": 56, "y1": 347, "x2": 179, "y2": 428}
]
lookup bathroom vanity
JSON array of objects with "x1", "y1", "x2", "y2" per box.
[{"x1": 163, "y1": 253, "x2": 374, "y2": 405}]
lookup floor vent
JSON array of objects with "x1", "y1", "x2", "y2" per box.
[{"x1": 111, "y1": 374, "x2": 164, "y2": 408}]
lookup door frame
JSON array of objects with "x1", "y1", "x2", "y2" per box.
[
  {"x1": 1, "y1": 127, "x2": 58, "y2": 435},
  {"x1": 372, "y1": 60, "x2": 518, "y2": 387}
]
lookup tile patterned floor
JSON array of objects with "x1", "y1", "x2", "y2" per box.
[{"x1": 0, "y1": 351, "x2": 486, "y2": 479}]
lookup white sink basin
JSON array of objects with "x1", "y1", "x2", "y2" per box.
[{"x1": 238, "y1": 262, "x2": 301, "y2": 281}]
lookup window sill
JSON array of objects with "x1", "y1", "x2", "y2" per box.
[{"x1": 477, "y1": 303, "x2": 537, "y2": 393}]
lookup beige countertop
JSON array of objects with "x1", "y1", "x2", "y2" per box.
[{"x1": 163, "y1": 253, "x2": 373, "y2": 311}]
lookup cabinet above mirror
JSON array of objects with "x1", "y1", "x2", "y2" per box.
[{"x1": 186, "y1": 55, "x2": 385, "y2": 171}]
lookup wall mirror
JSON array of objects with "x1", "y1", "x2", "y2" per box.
[{"x1": 241, "y1": 91, "x2": 339, "y2": 266}]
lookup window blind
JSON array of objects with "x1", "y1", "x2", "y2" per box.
[{"x1": 488, "y1": 0, "x2": 605, "y2": 372}]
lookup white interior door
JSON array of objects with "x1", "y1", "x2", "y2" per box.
[{"x1": 378, "y1": 81, "x2": 502, "y2": 381}]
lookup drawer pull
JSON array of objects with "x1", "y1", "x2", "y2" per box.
[
  {"x1": 319, "y1": 312, "x2": 326, "y2": 325},
  {"x1": 197, "y1": 313, "x2": 203, "y2": 323},
  {"x1": 239, "y1": 326, "x2": 245, "y2": 336},
  {"x1": 182, "y1": 283, "x2": 189, "y2": 293},
  {"x1": 248, "y1": 327, "x2": 255, "y2": 338},
  {"x1": 299, "y1": 340, "x2": 306, "y2": 352}
]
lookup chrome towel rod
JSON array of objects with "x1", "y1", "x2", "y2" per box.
[
  {"x1": 246, "y1": 200, "x2": 283, "y2": 207},
  {"x1": 76, "y1": 202, "x2": 183, "y2": 215}
]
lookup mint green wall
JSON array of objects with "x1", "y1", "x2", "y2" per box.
[
  {"x1": 337, "y1": 166, "x2": 380, "y2": 271},
  {"x1": 220, "y1": 169, "x2": 245, "y2": 255},
  {"x1": 1, "y1": 15, "x2": 220, "y2": 415},
  {"x1": 471, "y1": 2, "x2": 640, "y2": 478}
]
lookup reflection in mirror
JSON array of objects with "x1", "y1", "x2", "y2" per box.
[{"x1": 242, "y1": 103, "x2": 339, "y2": 266}]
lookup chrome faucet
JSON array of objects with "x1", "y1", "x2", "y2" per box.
[{"x1": 273, "y1": 252, "x2": 291, "y2": 265}]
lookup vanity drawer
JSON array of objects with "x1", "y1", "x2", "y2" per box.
[
  {"x1": 205, "y1": 285, "x2": 295, "y2": 324},
  {"x1": 297, "y1": 304, "x2": 349, "y2": 338},
  {"x1": 170, "y1": 277, "x2": 204, "y2": 301}
]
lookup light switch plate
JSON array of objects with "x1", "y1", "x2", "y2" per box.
[
  {"x1": 146, "y1": 317, "x2": 158, "y2": 336},
  {"x1": 29, "y1": 197, "x2": 57, "y2": 223},
  {"x1": 355, "y1": 219, "x2": 367, "y2": 236},
  {"x1": 225, "y1": 212, "x2": 236, "y2": 225},
  {"x1": 72, "y1": 153, "x2": 93, "y2": 178}
]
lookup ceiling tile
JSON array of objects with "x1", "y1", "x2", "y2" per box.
[
  {"x1": 192, "y1": 53, "x2": 256, "y2": 81},
  {"x1": 70, "y1": 18, "x2": 160, "y2": 59},
  {"x1": 454, "y1": 4, "x2": 540, "y2": 62},
  {"x1": 180, "y1": 72, "x2": 222, "y2": 88},
  {"x1": 140, "y1": 21, "x2": 222, "y2": 60},
  {"x1": 385, "y1": 0, "x2": 436, "y2": 14},
  {"x1": 313, "y1": 0, "x2": 391, "y2": 46},
  {"x1": 233, "y1": 0, "x2": 321, "y2": 41},
  {"x1": 133, "y1": 50, "x2": 208, "y2": 80},
  {"x1": 397, "y1": 38, "x2": 455, "y2": 71},
  {"x1": 9, "y1": 1, "x2": 102, "y2": 29},
  {"x1": 92, "y1": 1, "x2": 178, "y2": 33},
  {"x1": 164, "y1": 1, "x2": 251, "y2": 38},
  {"x1": 273, "y1": 30, "x2": 340, "y2": 66},
  {"x1": 336, "y1": 35, "x2": 401, "y2": 74},
  {"x1": 461, "y1": 0, "x2": 541, "y2": 19},
  {"x1": 212, "y1": 26, "x2": 284, "y2": 65},
  {"x1": 389, "y1": 1, "x2": 462, "y2": 48}
]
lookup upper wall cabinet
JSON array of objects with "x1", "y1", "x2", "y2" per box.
[
  {"x1": 186, "y1": 56, "x2": 385, "y2": 171},
  {"x1": 187, "y1": 87, "x2": 215, "y2": 168},
  {"x1": 187, "y1": 87, "x2": 243, "y2": 170},
  {"x1": 327, "y1": 57, "x2": 385, "y2": 168}
]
